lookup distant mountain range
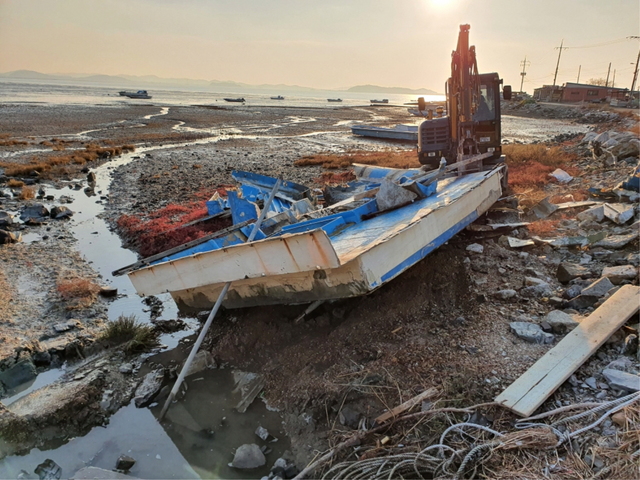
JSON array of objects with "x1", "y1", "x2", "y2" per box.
[{"x1": 0, "y1": 70, "x2": 441, "y2": 95}]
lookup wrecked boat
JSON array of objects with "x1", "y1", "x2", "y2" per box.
[{"x1": 115, "y1": 160, "x2": 505, "y2": 311}]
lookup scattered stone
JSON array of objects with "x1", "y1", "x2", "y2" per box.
[
  {"x1": 545, "y1": 310, "x2": 579, "y2": 334},
  {"x1": 339, "y1": 404, "x2": 361, "y2": 429},
  {"x1": 0, "y1": 211, "x2": 13, "y2": 228},
  {"x1": 557, "y1": 262, "x2": 590, "y2": 283},
  {"x1": 20, "y1": 203, "x2": 49, "y2": 221},
  {"x1": 0, "y1": 229, "x2": 21, "y2": 244},
  {"x1": 564, "y1": 294, "x2": 599, "y2": 310},
  {"x1": 115, "y1": 455, "x2": 136, "y2": 471},
  {"x1": 466, "y1": 243, "x2": 484, "y2": 254},
  {"x1": 231, "y1": 444, "x2": 266, "y2": 469},
  {"x1": 99, "y1": 286, "x2": 118, "y2": 297},
  {"x1": 134, "y1": 369, "x2": 165, "y2": 408},
  {"x1": 593, "y1": 232, "x2": 638, "y2": 249},
  {"x1": 584, "y1": 377, "x2": 598, "y2": 389},
  {"x1": 601, "y1": 265, "x2": 638, "y2": 284},
  {"x1": 521, "y1": 282, "x2": 554, "y2": 298},
  {"x1": 34, "y1": 459, "x2": 62, "y2": 480},
  {"x1": 549, "y1": 296, "x2": 564, "y2": 306},
  {"x1": 581, "y1": 277, "x2": 615, "y2": 298},
  {"x1": 495, "y1": 289, "x2": 517, "y2": 300},
  {"x1": 563, "y1": 284, "x2": 582, "y2": 299},
  {"x1": 509, "y1": 322, "x2": 554, "y2": 344},
  {"x1": 611, "y1": 411, "x2": 627, "y2": 427},
  {"x1": 602, "y1": 369, "x2": 639, "y2": 392},
  {"x1": 255, "y1": 426, "x2": 270, "y2": 441},
  {"x1": 540, "y1": 321, "x2": 553, "y2": 333},
  {"x1": 119, "y1": 363, "x2": 134, "y2": 374},
  {"x1": 50, "y1": 205, "x2": 73, "y2": 219},
  {"x1": 53, "y1": 320, "x2": 78, "y2": 333},
  {"x1": 583, "y1": 453, "x2": 604, "y2": 471},
  {"x1": 87, "y1": 172, "x2": 97, "y2": 183},
  {"x1": 623, "y1": 334, "x2": 638, "y2": 356}
]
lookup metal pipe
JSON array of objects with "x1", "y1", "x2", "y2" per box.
[{"x1": 159, "y1": 178, "x2": 283, "y2": 421}]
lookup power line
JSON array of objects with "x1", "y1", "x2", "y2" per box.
[{"x1": 565, "y1": 37, "x2": 630, "y2": 49}]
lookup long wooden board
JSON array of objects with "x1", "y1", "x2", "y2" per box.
[{"x1": 496, "y1": 285, "x2": 640, "y2": 417}]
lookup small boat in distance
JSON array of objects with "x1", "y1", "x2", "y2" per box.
[
  {"x1": 224, "y1": 97, "x2": 245, "y2": 103},
  {"x1": 370, "y1": 99, "x2": 389, "y2": 104},
  {"x1": 119, "y1": 90, "x2": 152, "y2": 99},
  {"x1": 270, "y1": 95, "x2": 285, "y2": 100},
  {"x1": 327, "y1": 98, "x2": 342, "y2": 102}
]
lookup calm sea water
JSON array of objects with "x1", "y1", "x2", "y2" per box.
[{"x1": 0, "y1": 80, "x2": 444, "y2": 108}]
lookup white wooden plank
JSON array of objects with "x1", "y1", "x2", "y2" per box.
[
  {"x1": 496, "y1": 285, "x2": 640, "y2": 417},
  {"x1": 128, "y1": 230, "x2": 340, "y2": 295}
]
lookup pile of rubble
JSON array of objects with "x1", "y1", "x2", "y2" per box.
[{"x1": 502, "y1": 100, "x2": 622, "y2": 123}]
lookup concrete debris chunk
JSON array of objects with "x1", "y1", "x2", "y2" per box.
[
  {"x1": 466, "y1": 243, "x2": 484, "y2": 254},
  {"x1": 544, "y1": 310, "x2": 579, "y2": 334},
  {"x1": 509, "y1": 322, "x2": 554, "y2": 344},
  {"x1": 603, "y1": 203, "x2": 634, "y2": 224},
  {"x1": 507, "y1": 237, "x2": 534, "y2": 248},
  {"x1": 601, "y1": 265, "x2": 638, "y2": 285},
  {"x1": 532, "y1": 198, "x2": 559, "y2": 219},
  {"x1": 576, "y1": 205, "x2": 605, "y2": 223},
  {"x1": 581, "y1": 277, "x2": 615, "y2": 298},
  {"x1": 602, "y1": 369, "x2": 640, "y2": 392},
  {"x1": 549, "y1": 168, "x2": 573, "y2": 184},
  {"x1": 494, "y1": 289, "x2": 517, "y2": 300},
  {"x1": 593, "y1": 232, "x2": 639, "y2": 249},
  {"x1": 557, "y1": 262, "x2": 590, "y2": 283}
]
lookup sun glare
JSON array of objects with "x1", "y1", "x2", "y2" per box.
[{"x1": 429, "y1": 0, "x2": 454, "y2": 9}]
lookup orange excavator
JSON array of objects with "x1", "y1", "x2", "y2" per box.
[{"x1": 418, "y1": 24, "x2": 511, "y2": 170}]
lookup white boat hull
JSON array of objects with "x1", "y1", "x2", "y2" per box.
[{"x1": 127, "y1": 168, "x2": 503, "y2": 310}]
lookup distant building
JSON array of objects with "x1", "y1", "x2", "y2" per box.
[{"x1": 533, "y1": 82, "x2": 631, "y2": 103}]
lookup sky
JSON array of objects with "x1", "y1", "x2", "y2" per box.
[{"x1": 1, "y1": 0, "x2": 639, "y2": 93}]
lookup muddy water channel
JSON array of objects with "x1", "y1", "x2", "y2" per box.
[
  {"x1": 1, "y1": 137, "x2": 290, "y2": 479},
  {"x1": 0, "y1": 111, "x2": 591, "y2": 479}
]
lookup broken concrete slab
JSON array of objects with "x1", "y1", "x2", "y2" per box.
[
  {"x1": 602, "y1": 369, "x2": 640, "y2": 392},
  {"x1": 507, "y1": 237, "x2": 535, "y2": 248},
  {"x1": 532, "y1": 198, "x2": 559, "y2": 219},
  {"x1": 593, "y1": 232, "x2": 639, "y2": 249},
  {"x1": 549, "y1": 168, "x2": 573, "y2": 184},
  {"x1": 466, "y1": 243, "x2": 484, "y2": 254},
  {"x1": 576, "y1": 205, "x2": 605, "y2": 223},
  {"x1": 134, "y1": 369, "x2": 164, "y2": 408},
  {"x1": 232, "y1": 371, "x2": 264, "y2": 413},
  {"x1": 509, "y1": 322, "x2": 554, "y2": 344},
  {"x1": 557, "y1": 262, "x2": 590, "y2": 283},
  {"x1": 603, "y1": 203, "x2": 635, "y2": 224},
  {"x1": 494, "y1": 289, "x2": 517, "y2": 300},
  {"x1": 601, "y1": 265, "x2": 638, "y2": 285},
  {"x1": 544, "y1": 310, "x2": 579, "y2": 334},
  {"x1": 581, "y1": 277, "x2": 615, "y2": 298}
]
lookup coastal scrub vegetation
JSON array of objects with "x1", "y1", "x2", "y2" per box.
[
  {"x1": 117, "y1": 199, "x2": 231, "y2": 257},
  {"x1": 99, "y1": 314, "x2": 159, "y2": 354},
  {"x1": 19, "y1": 186, "x2": 35, "y2": 200},
  {"x1": 503, "y1": 144, "x2": 579, "y2": 189},
  {"x1": 56, "y1": 276, "x2": 101, "y2": 309}
]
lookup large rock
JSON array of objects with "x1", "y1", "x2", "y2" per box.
[
  {"x1": 0, "y1": 211, "x2": 13, "y2": 228},
  {"x1": 601, "y1": 265, "x2": 638, "y2": 284},
  {"x1": 231, "y1": 444, "x2": 266, "y2": 469},
  {"x1": 581, "y1": 277, "x2": 615, "y2": 298},
  {"x1": 50, "y1": 205, "x2": 74, "y2": 219},
  {"x1": 133, "y1": 369, "x2": 164, "y2": 408},
  {"x1": 557, "y1": 263, "x2": 590, "y2": 283},
  {"x1": 0, "y1": 359, "x2": 37, "y2": 390},
  {"x1": 602, "y1": 369, "x2": 639, "y2": 392},
  {"x1": 544, "y1": 310, "x2": 579, "y2": 333},
  {"x1": 0, "y1": 229, "x2": 21, "y2": 244},
  {"x1": 509, "y1": 322, "x2": 554, "y2": 344},
  {"x1": 19, "y1": 203, "x2": 49, "y2": 221}
]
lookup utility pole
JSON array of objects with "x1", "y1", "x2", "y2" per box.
[
  {"x1": 576, "y1": 65, "x2": 581, "y2": 83},
  {"x1": 630, "y1": 36, "x2": 640, "y2": 99},
  {"x1": 605, "y1": 63, "x2": 611, "y2": 87},
  {"x1": 612, "y1": 69, "x2": 616, "y2": 88},
  {"x1": 553, "y1": 40, "x2": 568, "y2": 86},
  {"x1": 519, "y1": 56, "x2": 530, "y2": 93}
]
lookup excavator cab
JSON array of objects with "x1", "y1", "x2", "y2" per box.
[{"x1": 418, "y1": 24, "x2": 511, "y2": 171}]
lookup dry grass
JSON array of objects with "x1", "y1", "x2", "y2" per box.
[
  {"x1": 295, "y1": 150, "x2": 419, "y2": 170},
  {"x1": 99, "y1": 314, "x2": 160, "y2": 353},
  {"x1": 0, "y1": 143, "x2": 135, "y2": 177},
  {"x1": 504, "y1": 144, "x2": 579, "y2": 190},
  {"x1": 19, "y1": 186, "x2": 35, "y2": 200},
  {"x1": 6, "y1": 178, "x2": 24, "y2": 188},
  {"x1": 56, "y1": 276, "x2": 101, "y2": 309},
  {"x1": 0, "y1": 139, "x2": 29, "y2": 147},
  {"x1": 526, "y1": 218, "x2": 562, "y2": 237}
]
